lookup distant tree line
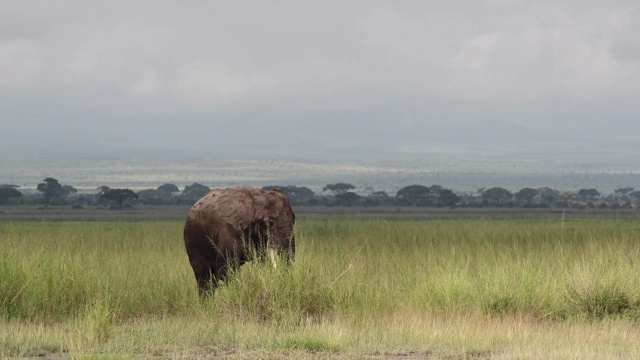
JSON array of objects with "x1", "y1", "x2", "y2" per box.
[{"x1": 2, "y1": 178, "x2": 640, "y2": 210}]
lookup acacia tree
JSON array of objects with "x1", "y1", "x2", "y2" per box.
[
  {"x1": 514, "y1": 187, "x2": 538, "y2": 206},
  {"x1": 538, "y1": 187, "x2": 559, "y2": 207},
  {"x1": 336, "y1": 191, "x2": 361, "y2": 206},
  {"x1": 578, "y1": 188, "x2": 600, "y2": 201},
  {"x1": 0, "y1": 185, "x2": 22, "y2": 204},
  {"x1": 262, "y1": 185, "x2": 316, "y2": 205},
  {"x1": 145, "y1": 183, "x2": 181, "y2": 204},
  {"x1": 37, "y1": 177, "x2": 76, "y2": 204},
  {"x1": 436, "y1": 188, "x2": 461, "y2": 207},
  {"x1": 396, "y1": 185, "x2": 432, "y2": 206},
  {"x1": 158, "y1": 183, "x2": 180, "y2": 194},
  {"x1": 482, "y1": 187, "x2": 513, "y2": 207},
  {"x1": 182, "y1": 183, "x2": 211, "y2": 203},
  {"x1": 323, "y1": 183, "x2": 355, "y2": 196},
  {"x1": 97, "y1": 186, "x2": 111, "y2": 196},
  {"x1": 100, "y1": 189, "x2": 138, "y2": 209}
]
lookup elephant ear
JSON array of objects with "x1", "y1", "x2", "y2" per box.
[
  {"x1": 213, "y1": 187, "x2": 256, "y2": 233},
  {"x1": 270, "y1": 187, "x2": 291, "y2": 208}
]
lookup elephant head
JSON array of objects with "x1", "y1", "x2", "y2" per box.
[
  {"x1": 253, "y1": 187, "x2": 296, "y2": 265},
  {"x1": 183, "y1": 186, "x2": 296, "y2": 295}
]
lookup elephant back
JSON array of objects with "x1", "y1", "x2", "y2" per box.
[{"x1": 212, "y1": 186, "x2": 258, "y2": 233}]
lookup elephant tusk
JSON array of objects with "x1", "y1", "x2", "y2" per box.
[{"x1": 269, "y1": 248, "x2": 278, "y2": 269}]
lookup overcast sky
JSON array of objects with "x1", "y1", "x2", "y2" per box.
[{"x1": 2, "y1": 1, "x2": 640, "y2": 161}]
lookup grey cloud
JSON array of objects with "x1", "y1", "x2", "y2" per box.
[
  {"x1": 1, "y1": 0, "x2": 640, "y2": 166},
  {"x1": 3, "y1": 1, "x2": 639, "y2": 108}
]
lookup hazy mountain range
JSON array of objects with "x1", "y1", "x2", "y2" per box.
[
  {"x1": 3, "y1": 105, "x2": 640, "y2": 194},
  {"x1": 3, "y1": 105, "x2": 638, "y2": 171}
]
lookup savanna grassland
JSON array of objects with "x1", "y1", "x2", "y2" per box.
[{"x1": 2, "y1": 216, "x2": 640, "y2": 359}]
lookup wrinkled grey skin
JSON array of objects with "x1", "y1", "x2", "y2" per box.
[{"x1": 183, "y1": 186, "x2": 295, "y2": 296}]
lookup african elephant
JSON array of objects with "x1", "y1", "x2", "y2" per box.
[{"x1": 183, "y1": 186, "x2": 296, "y2": 295}]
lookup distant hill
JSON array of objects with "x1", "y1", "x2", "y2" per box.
[{"x1": 2, "y1": 105, "x2": 638, "y2": 171}]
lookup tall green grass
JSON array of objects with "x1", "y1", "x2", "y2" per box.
[
  {"x1": 2, "y1": 217, "x2": 640, "y2": 357},
  {"x1": 0, "y1": 221, "x2": 197, "y2": 323}
]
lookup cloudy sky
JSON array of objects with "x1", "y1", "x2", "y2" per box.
[{"x1": 2, "y1": 1, "x2": 640, "y2": 164}]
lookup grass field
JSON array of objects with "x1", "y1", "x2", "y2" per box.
[{"x1": 2, "y1": 215, "x2": 640, "y2": 359}]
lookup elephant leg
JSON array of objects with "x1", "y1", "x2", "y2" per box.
[
  {"x1": 188, "y1": 253, "x2": 217, "y2": 297},
  {"x1": 196, "y1": 269, "x2": 214, "y2": 297},
  {"x1": 212, "y1": 251, "x2": 238, "y2": 284}
]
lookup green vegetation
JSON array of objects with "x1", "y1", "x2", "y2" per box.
[
  {"x1": 99, "y1": 188, "x2": 139, "y2": 209},
  {"x1": 2, "y1": 217, "x2": 640, "y2": 358},
  {"x1": 6, "y1": 175, "x2": 640, "y2": 210},
  {"x1": 0, "y1": 185, "x2": 22, "y2": 204}
]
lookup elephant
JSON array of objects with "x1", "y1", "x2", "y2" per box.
[{"x1": 183, "y1": 186, "x2": 296, "y2": 295}]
